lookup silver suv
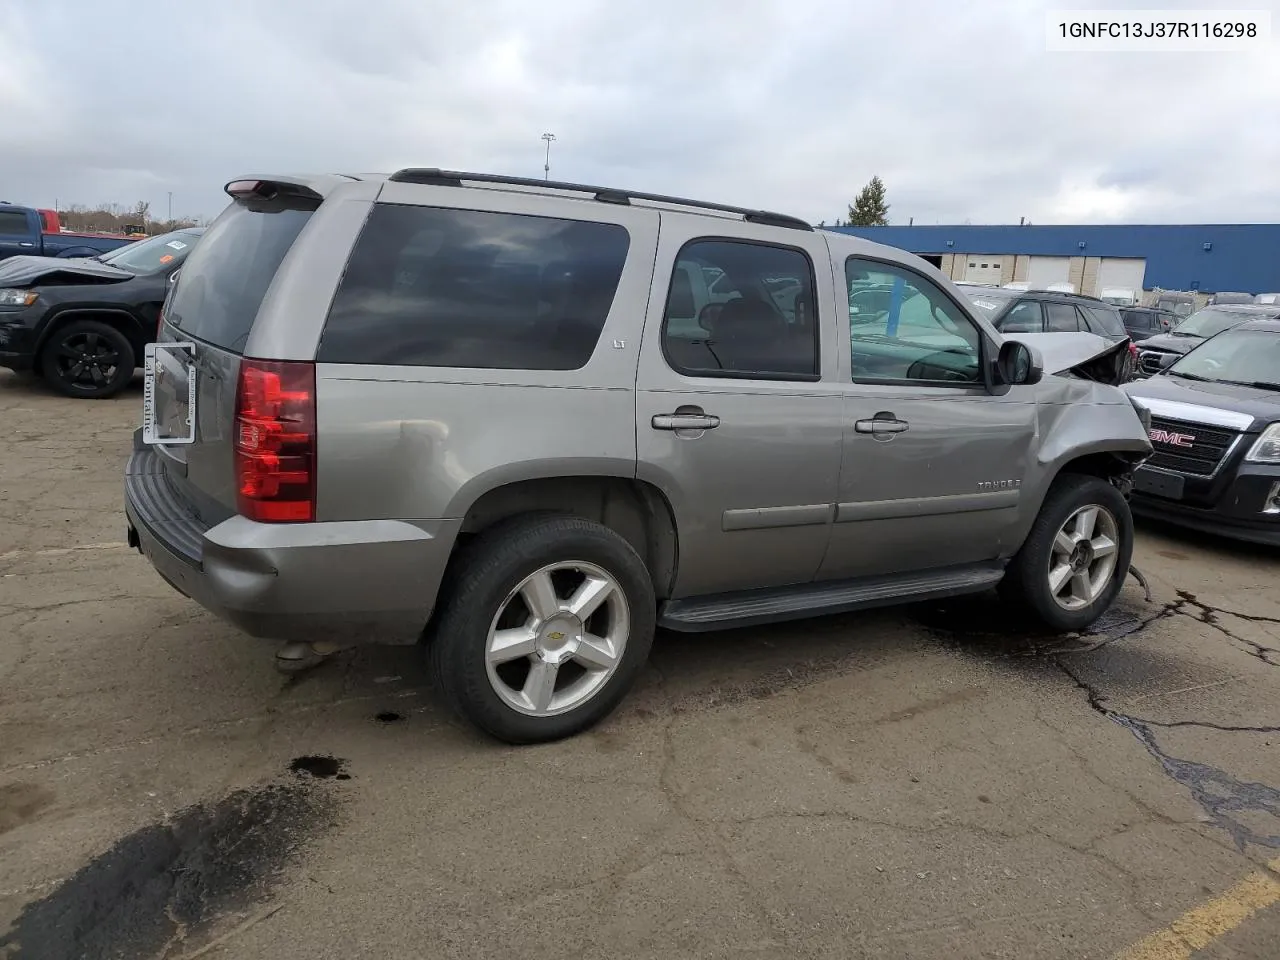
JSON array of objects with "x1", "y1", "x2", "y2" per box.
[{"x1": 125, "y1": 169, "x2": 1153, "y2": 743}]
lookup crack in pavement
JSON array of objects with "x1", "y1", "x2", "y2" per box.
[
  {"x1": 650, "y1": 662, "x2": 800, "y2": 957},
  {"x1": 1173, "y1": 590, "x2": 1280, "y2": 666},
  {"x1": 1055, "y1": 658, "x2": 1280, "y2": 852}
]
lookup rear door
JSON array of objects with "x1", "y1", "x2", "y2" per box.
[
  {"x1": 0, "y1": 207, "x2": 38, "y2": 259},
  {"x1": 821, "y1": 256, "x2": 1037, "y2": 580},
  {"x1": 635, "y1": 214, "x2": 844, "y2": 596}
]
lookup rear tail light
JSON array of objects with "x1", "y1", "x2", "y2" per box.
[{"x1": 233, "y1": 359, "x2": 316, "y2": 522}]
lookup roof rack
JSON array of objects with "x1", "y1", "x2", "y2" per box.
[{"x1": 386, "y1": 168, "x2": 813, "y2": 232}]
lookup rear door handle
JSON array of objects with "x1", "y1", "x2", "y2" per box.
[
  {"x1": 18, "y1": 242, "x2": 34, "y2": 248},
  {"x1": 652, "y1": 413, "x2": 720, "y2": 431},
  {"x1": 854, "y1": 416, "x2": 909, "y2": 435}
]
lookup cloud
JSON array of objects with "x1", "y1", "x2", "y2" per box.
[{"x1": 3, "y1": 0, "x2": 1278, "y2": 224}]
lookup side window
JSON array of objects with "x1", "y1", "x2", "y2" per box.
[
  {"x1": 662, "y1": 240, "x2": 818, "y2": 379},
  {"x1": 1045, "y1": 302, "x2": 1082, "y2": 333},
  {"x1": 1084, "y1": 304, "x2": 1127, "y2": 338},
  {"x1": 845, "y1": 258, "x2": 983, "y2": 384},
  {"x1": 318, "y1": 204, "x2": 629, "y2": 370},
  {"x1": 0, "y1": 210, "x2": 31, "y2": 235},
  {"x1": 999, "y1": 300, "x2": 1044, "y2": 333}
]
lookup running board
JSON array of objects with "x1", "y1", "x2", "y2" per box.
[{"x1": 658, "y1": 562, "x2": 1007, "y2": 632}]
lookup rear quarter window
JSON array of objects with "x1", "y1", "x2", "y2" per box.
[
  {"x1": 165, "y1": 201, "x2": 315, "y2": 353},
  {"x1": 1082, "y1": 304, "x2": 1128, "y2": 337},
  {"x1": 317, "y1": 204, "x2": 630, "y2": 370}
]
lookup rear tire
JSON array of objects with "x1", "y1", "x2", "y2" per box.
[
  {"x1": 1001, "y1": 474, "x2": 1134, "y2": 632},
  {"x1": 40, "y1": 319, "x2": 135, "y2": 399},
  {"x1": 428, "y1": 515, "x2": 656, "y2": 744}
]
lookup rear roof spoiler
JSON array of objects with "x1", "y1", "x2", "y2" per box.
[{"x1": 223, "y1": 174, "x2": 364, "y2": 201}]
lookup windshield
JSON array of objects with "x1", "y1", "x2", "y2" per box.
[
  {"x1": 1171, "y1": 308, "x2": 1256, "y2": 339},
  {"x1": 961, "y1": 288, "x2": 1017, "y2": 318},
  {"x1": 1168, "y1": 327, "x2": 1280, "y2": 388},
  {"x1": 100, "y1": 231, "x2": 201, "y2": 274}
]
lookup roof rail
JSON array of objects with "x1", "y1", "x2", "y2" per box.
[{"x1": 386, "y1": 168, "x2": 814, "y2": 232}]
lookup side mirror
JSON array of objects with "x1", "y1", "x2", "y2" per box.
[
  {"x1": 1157, "y1": 352, "x2": 1178, "y2": 370},
  {"x1": 997, "y1": 340, "x2": 1042, "y2": 386}
]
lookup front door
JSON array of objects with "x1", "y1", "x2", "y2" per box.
[
  {"x1": 635, "y1": 214, "x2": 844, "y2": 597},
  {"x1": 820, "y1": 256, "x2": 1038, "y2": 580}
]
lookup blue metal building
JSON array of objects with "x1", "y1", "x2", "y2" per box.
[{"x1": 828, "y1": 224, "x2": 1280, "y2": 295}]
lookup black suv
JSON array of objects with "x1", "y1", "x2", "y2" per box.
[
  {"x1": 1125, "y1": 319, "x2": 1280, "y2": 545},
  {"x1": 0, "y1": 228, "x2": 204, "y2": 398},
  {"x1": 962, "y1": 287, "x2": 1137, "y2": 379},
  {"x1": 1132, "y1": 304, "x2": 1280, "y2": 378},
  {"x1": 1119, "y1": 306, "x2": 1178, "y2": 340}
]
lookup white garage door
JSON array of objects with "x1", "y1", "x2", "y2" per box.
[
  {"x1": 964, "y1": 257, "x2": 1003, "y2": 285},
  {"x1": 1095, "y1": 258, "x2": 1147, "y2": 298},
  {"x1": 1027, "y1": 257, "x2": 1071, "y2": 290}
]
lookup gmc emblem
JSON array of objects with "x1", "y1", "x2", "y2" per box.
[{"x1": 1149, "y1": 428, "x2": 1195, "y2": 448}]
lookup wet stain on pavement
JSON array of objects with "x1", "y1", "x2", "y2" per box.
[
  {"x1": 910, "y1": 592, "x2": 1158, "y2": 659},
  {"x1": 374, "y1": 711, "x2": 405, "y2": 724},
  {"x1": 0, "y1": 779, "x2": 344, "y2": 960},
  {"x1": 289, "y1": 755, "x2": 350, "y2": 780},
  {"x1": 0, "y1": 783, "x2": 56, "y2": 836}
]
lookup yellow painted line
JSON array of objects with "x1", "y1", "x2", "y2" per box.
[{"x1": 1116, "y1": 858, "x2": 1280, "y2": 960}]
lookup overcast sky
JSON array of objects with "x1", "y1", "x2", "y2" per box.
[{"x1": 3, "y1": 0, "x2": 1278, "y2": 225}]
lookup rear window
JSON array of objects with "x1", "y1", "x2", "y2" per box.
[
  {"x1": 165, "y1": 202, "x2": 314, "y2": 353},
  {"x1": 0, "y1": 210, "x2": 31, "y2": 235},
  {"x1": 317, "y1": 204, "x2": 630, "y2": 370},
  {"x1": 1120, "y1": 309, "x2": 1151, "y2": 331}
]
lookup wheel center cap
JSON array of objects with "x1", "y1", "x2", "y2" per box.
[
  {"x1": 536, "y1": 617, "x2": 582, "y2": 661},
  {"x1": 1069, "y1": 541, "x2": 1094, "y2": 572}
]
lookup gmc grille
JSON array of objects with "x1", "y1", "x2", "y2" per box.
[
  {"x1": 1138, "y1": 349, "x2": 1172, "y2": 375},
  {"x1": 1146, "y1": 416, "x2": 1238, "y2": 476}
]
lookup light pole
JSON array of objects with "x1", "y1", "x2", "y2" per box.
[
  {"x1": 167, "y1": 192, "x2": 173, "y2": 223},
  {"x1": 541, "y1": 132, "x2": 556, "y2": 180}
]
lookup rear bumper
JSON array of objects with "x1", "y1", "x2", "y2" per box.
[{"x1": 125, "y1": 441, "x2": 461, "y2": 644}]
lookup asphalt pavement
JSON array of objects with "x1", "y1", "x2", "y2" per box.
[{"x1": 3, "y1": 369, "x2": 1280, "y2": 960}]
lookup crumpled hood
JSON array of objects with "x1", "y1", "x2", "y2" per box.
[
  {"x1": 0, "y1": 254, "x2": 133, "y2": 288},
  {"x1": 1001, "y1": 331, "x2": 1127, "y2": 375}
]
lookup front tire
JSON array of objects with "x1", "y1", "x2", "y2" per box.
[
  {"x1": 1002, "y1": 474, "x2": 1134, "y2": 632},
  {"x1": 428, "y1": 515, "x2": 656, "y2": 744},
  {"x1": 40, "y1": 319, "x2": 135, "y2": 399}
]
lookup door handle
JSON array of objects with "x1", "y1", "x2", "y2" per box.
[
  {"x1": 652, "y1": 413, "x2": 720, "y2": 431},
  {"x1": 18, "y1": 242, "x2": 35, "y2": 248},
  {"x1": 854, "y1": 415, "x2": 909, "y2": 435}
]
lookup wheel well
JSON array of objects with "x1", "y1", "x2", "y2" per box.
[
  {"x1": 35, "y1": 311, "x2": 145, "y2": 373},
  {"x1": 456, "y1": 477, "x2": 679, "y2": 598},
  {"x1": 1054, "y1": 451, "x2": 1139, "y2": 484}
]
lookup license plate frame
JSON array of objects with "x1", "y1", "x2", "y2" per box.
[
  {"x1": 1134, "y1": 466, "x2": 1185, "y2": 500},
  {"x1": 142, "y1": 341, "x2": 197, "y2": 446}
]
